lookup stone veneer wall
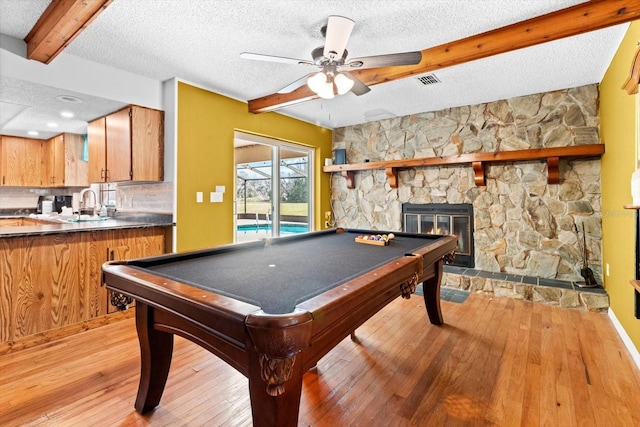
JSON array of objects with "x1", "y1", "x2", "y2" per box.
[{"x1": 331, "y1": 84, "x2": 602, "y2": 284}]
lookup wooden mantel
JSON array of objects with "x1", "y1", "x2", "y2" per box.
[{"x1": 323, "y1": 144, "x2": 605, "y2": 189}]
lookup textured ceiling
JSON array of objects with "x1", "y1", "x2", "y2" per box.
[{"x1": 0, "y1": 0, "x2": 631, "y2": 137}]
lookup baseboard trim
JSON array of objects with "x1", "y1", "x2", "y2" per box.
[{"x1": 608, "y1": 308, "x2": 640, "y2": 371}]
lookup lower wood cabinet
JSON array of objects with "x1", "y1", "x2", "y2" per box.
[{"x1": 0, "y1": 227, "x2": 168, "y2": 344}]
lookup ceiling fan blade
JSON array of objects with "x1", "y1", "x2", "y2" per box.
[
  {"x1": 346, "y1": 51, "x2": 422, "y2": 70},
  {"x1": 323, "y1": 16, "x2": 354, "y2": 60},
  {"x1": 277, "y1": 73, "x2": 316, "y2": 94},
  {"x1": 240, "y1": 52, "x2": 314, "y2": 66},
  {"x1": 248, "y1": 1, "x2": 640, "y2": 114},
  {"x1": 344, "y1": 72, "x2": 370, "y2": 96}
]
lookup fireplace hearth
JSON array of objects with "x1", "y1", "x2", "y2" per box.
[{"x1": 402, "y1": 203, "x2": 474, "y2": 268}]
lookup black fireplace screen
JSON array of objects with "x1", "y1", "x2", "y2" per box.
[{"x1": 402, "y1": 203, "x2": 474, "y2": 268}]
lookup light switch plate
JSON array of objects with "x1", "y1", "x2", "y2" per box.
[
  {"x1": 196, "y1": 192, "x2": 203, "y2": 203},
  {"x1": 210, "y1": 192, "x2": 223, "y2": 203}
]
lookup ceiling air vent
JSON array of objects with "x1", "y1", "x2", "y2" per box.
[{"x1": 416, "y1": 74, "x2": 441, "y2": 86}]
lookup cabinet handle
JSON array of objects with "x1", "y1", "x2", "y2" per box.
[
  {"x1": 106, "y1": 169, "x2": 110, "y2": 181},
  {"x1": 101, "y1": 168, "x2": 105, "y2": 179}
]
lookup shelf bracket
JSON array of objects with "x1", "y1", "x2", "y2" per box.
[
  {"x1": 341, "y1": 171, "x2": 355, "y2": 189},
  {"x1": 472, "y1": 161, "x2": 485, "y2": 186},
  {"x1": 547, "y1": 156, "x2": 560, "y2": 184},
  {"x1": 385, "y1": 167, "x2": 399, "y2": 188}
]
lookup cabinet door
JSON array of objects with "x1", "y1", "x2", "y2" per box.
[
  {"x1": 63, "y1": 133, "x2": 89, "y2": 187},
  {"x1": 42, "y1": 135, "x2": 65, "y2": 187},
  {"x1": 88, "y1": 117, "x2": 107, "y2": 183},
  {"x1": 105, "y1": 108, "x2": 132, "y2": 182},
  {"x1": 14, "y1": 233, "x2": 84, "y2": 338},
  {"x1": 0, "y1": 136, "x2": 42, "y2": 186},
  {"x1": 131, "y1": 106, "x2": 164, "y2": 181}
]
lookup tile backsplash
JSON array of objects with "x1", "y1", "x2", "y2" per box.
[
  {"x1": 0, "y1": 182, "x2": 173, "y2": 213},
  {"x1": 115, "y1": 182, "x2": 173, "y2": 213}
]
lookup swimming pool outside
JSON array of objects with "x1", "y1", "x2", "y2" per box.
[{"x1": 236, "y1": 222, "x2": 309, "y2": 242}]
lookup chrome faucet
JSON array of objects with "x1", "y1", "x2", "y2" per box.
[{"x1": 79, "y1": 188, "x2": 98, "y2": 216}]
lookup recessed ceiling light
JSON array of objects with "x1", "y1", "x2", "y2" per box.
[
  {"x1": 56, "y1": 95, "x2": 82, "y2": 103},
  {"x1": 28, "y1": 131, "x2": 39, "y2": 136},
  {"x1": 60, "y1": 111, "x2": 74, "y2": 118},
  {"x1": 47, "y1": 122, "x2": 58, "y2": 128}
]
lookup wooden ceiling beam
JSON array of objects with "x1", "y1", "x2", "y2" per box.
[
  {"x1": 248, "y1": 0, "x2": 640, "y2": 114},
  {"x1": 24, "y1": 0, "x2": 113, "y2": 64}
]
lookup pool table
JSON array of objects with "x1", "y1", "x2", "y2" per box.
[{"x1": 102, "y1": 228, "x2": 457, "y2": 427}]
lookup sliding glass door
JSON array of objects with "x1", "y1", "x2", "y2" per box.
[{"x1": 234, "y1": 132, "x2": 313, "y2": 242}]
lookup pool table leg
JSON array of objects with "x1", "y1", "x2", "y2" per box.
[
  {"x1": 134, "y1": 302, "x2": 174, "y2": 414},
  {"x1": 422, "y1": 258, "x2": 444, "y2": 325},
  {"x1": 247, "y1": 346, "x2": 304, "y2": 427}
]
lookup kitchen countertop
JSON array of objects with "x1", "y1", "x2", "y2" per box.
[{"x1": 0, "y1": 213, "x2": 174, "y2": 238}]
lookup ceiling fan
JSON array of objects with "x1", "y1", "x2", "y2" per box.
[{"x1": 240, "y1": 16, "x2": 422, "y2": 99}]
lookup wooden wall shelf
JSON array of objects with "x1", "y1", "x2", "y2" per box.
[{"x1": 323, "y1": 144, "x2": 605, "y2": 189}]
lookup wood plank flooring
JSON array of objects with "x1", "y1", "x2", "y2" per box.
[{"x1": 1, "y1": 293, "x2": 639, "y2": 426}]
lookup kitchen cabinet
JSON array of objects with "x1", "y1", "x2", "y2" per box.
[
  {"x1": 41, "y1": 133, "x2": 89, "y2": 187},
  {"x1": 0, "y1": 136, "x2": 42, "y2": 186},
  {"x1": 0, "y1": 227, "x2": 168, "y2": 345},
  {"x1": 88, "y1": 105, "x2": 164, "y2": 183},
  {"x1": 87, "y1": 117, "x2": 106, "y2": 183}
]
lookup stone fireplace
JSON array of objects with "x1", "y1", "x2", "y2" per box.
[
  {"x1": 329, "y1": 85, "x2": 609, "y2": 311},
  {"x1": 402, "y1": 203, "x2": 474, "y2": 268}
]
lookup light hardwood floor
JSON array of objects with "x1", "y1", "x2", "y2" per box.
[{"x1": 1, "y1": 293, "x2": 639, "y2": 426}]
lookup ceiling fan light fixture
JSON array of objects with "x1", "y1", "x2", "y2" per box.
[
  {"x1": 334, "y1": 73, "x2": 354, "y2": 95},
  {"x1": 307, "y1": 72, "x2": 334, "y2": 99}
]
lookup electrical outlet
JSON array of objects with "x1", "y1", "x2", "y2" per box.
[
  {"x1": 324, "y1": 221, "x2": 330, "y2": 228},
  {"x1": 325, "y1": 211, "x2": 332, "y2": 219}
]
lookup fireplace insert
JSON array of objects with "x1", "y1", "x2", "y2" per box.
[{"x1": 402, "y1": 203, "x2": 474, "y2": 268}]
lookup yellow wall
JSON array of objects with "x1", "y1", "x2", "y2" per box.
[
  {"x1": 176, "y1": 81, "x2": 333, "y2": 252},
  {"x1": 600, "y1": 21, "x2": 640, "y2": 353}
]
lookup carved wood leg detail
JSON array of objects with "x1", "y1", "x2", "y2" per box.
[
  {"x1": 400, "y1": 272, "x2": 420, "y2": 299},
  {"x1": 245, "y1": 311, "x2": 313, "y2": 426},
  {"x1": 259, "y1": 353, "x2": 296, "y2": 397},
  {"x1": 248, "y1": 346, "x2": 304, "y2": 427},
  {"x1": 134, "y1": 302, "x2": 174, "y2": 414},
  {"x1": 422, "y1": 258, "x2": 444, "y2": 325}
]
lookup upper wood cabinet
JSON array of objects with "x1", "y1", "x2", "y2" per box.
[
  {"x1": 0, "y1": 136, "x2": 42, "y2": 186},
  {"x1": 87, "y1": 117, "x2": 107, "y2": 183},
  {"x1": 88, "y1": 105, "x2": 164, "y2": 183},
  {"x1": 41, "y1": 133, "x2": 89, "y2": 187}
]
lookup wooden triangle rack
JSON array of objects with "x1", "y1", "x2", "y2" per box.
[{"x1": 323, "y1": 144, "x2": 605, "y2": 189}]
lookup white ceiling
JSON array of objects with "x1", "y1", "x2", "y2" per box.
[{"x1": 0, "y1": 0, "x2": 631, "y2": 138}]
